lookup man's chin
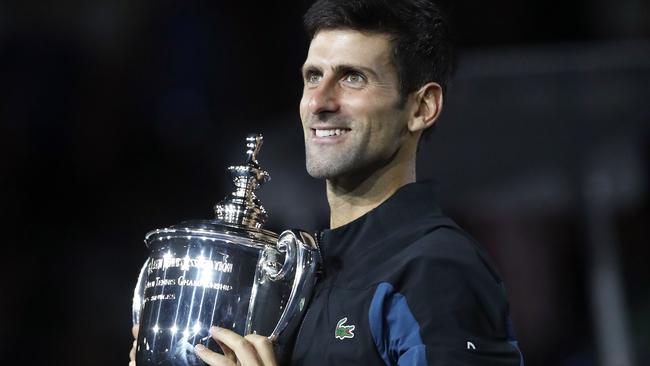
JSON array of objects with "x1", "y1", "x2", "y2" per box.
[
  {"x1": 305, "y1": 163, "x2": 346, "y2": 180},
  {"x1": 305, "y1": 167, "x2": 335, "y2": 180}
]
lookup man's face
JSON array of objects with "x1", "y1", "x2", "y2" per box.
[{"x1": 300, "y1": 29, "x2": 411, "y2": 180}]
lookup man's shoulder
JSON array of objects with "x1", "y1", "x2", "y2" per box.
[
  {"x1": 338, "y1": 215, "x2": 504, "y2": 291},
  {"x1": 374, "y1": 225, "x2": 511, "y2": 332},
  {"x1": 408, "y1": 224, "x2": 479, "y2": 258},
  {"x1": 387, "y1": 224, "x2": 506, "y2": 292}
]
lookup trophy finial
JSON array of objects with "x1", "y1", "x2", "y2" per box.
[
  {"x1": 246, "y1": 134, "x2": 263, "y2": 165},
  {"x1": 214, "y1": 133, "x2": 270, "y2": 229}
]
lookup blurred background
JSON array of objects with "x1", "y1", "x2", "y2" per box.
[{"x1": 0, "y1": 0, "x2": 648, "y2": 365}]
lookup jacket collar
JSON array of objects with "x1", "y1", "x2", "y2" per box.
[{"x1": 318, "y1": 180, "x2": 442, "y2": 263}]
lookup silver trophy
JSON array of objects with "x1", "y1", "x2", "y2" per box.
[{"x1": 132, "y1": 134, "x2": 321, "y2": 365}]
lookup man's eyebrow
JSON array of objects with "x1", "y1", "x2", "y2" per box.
[
  {"x1": 331, "y1": 64, "x2": 378, "y2": 79},
  {"x1": 301, "y1": 63, "x2": 320, "y2": 75},
  {"x1": 300, "y1": 63, "x2": 379, "y2": 78}
]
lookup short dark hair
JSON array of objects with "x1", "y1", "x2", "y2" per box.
[{"x1": 303, "y1": 0, "x2": 454, "y2": 97}]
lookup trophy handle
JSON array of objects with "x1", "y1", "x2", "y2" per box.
[
  {"x1": 265, "y1": 229, "x2": 321, "y2": 342},
  {"x1": 132, "y1": 258, "x2": 150, "y2": 325}
]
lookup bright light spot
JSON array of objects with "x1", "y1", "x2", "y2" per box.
[
  {"x1": 183, "y1": 329, "x2": 190, "y2": 338},
  {"x1": 200, "y1": 270, "x2": 214, "y2": 283},
  {"x1": 170, "y1": 325, "x2": 178, "y2": 333},
  {"x1": 153, "y1": 324, "x2": 159, "y2": 333},
  {"x1": 193, "y1": 321, "x2": 202, "y2": 334}
]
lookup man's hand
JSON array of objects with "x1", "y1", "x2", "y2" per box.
[
  {"x1": 194, "y1": 326, "x2": 278, "y2": 366},
  {"x1": 129, "y1": 325, "x2": 138, "y2": 366},
  {"x1": 128, "y1": 325, "x2": 276, "y2": 366}
]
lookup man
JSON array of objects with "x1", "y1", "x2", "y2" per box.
[{"x1": 131, "y1": 0, "x2": 524, "y2": 365}]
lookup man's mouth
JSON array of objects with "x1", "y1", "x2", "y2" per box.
[{"x1": 313, "y1": 128, "x2": 351, "y2": 137}]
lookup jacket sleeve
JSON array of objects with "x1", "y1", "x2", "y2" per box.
[{"x1": 367, "y1": 228, "x2": 524, "y2": 366}]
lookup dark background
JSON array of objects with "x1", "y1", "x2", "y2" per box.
[{"x1": 1, "y1": 0, "x2": 648, "y2": 365}]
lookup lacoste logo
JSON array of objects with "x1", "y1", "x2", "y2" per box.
[{"x1": 335, "y1": 317, "x2": 355, "y2": 340}]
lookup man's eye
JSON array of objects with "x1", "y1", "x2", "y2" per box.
[
  {"x1": 343, "y1": 73, "x2": 365, "y2": 84},
  {"x1": 305, "y1": 73, "x2": 322, "y2": 84}
]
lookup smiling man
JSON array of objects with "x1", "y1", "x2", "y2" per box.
[
  {"x1": 130, "y1": 1, "x2": 524, "y2": 365},
  {"x1": 300, "y1": 29, "x2": 429, "y2": 230}
]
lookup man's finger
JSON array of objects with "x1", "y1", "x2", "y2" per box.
[
  {"x1": 244, "y1": 334, "x2": 277, "y2": 366},
  {"x1": 209, "y1": 326, "x2": 261, "y2": 366},
  {"x1": 132, "y1": 325, "x2": 139, "y2": 339},
  {"x1": 129, "y1": 340, "x2": 137, "y2": 363},
  {"x1": 194, "y1": 344, "x2": 237, "y2": 366},
  {"x1": 215, "y1": 339, "x2": 236, "y2": 364}
]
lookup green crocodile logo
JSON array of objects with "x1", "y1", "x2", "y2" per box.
[{"x1": 335, "y1": 317, "x2": 355, "y2": 340}]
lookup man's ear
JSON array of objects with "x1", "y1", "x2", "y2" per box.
[{"x1": 408, "y1": 82, "x2": 443, "y2": 133}]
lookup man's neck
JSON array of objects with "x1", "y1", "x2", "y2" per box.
[{"x1": 325, "y1": 153, "x2": 416, "y2": 229}]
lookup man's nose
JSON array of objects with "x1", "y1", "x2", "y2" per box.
[{"x1": 307, "y1": 82, "x2": 340, "y2": 115}]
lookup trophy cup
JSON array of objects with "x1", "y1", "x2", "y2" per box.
[{"x1": 132, "y1": 134, "x2": 321, "y2": 365}]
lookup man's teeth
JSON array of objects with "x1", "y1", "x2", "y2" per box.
[{"x1": 315, "y1": 129, "x2": 349, "y2": 137}]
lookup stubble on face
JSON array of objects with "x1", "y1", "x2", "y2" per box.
[{"x1": 303, "y1": 115, "x2": 370, "y2": 179}]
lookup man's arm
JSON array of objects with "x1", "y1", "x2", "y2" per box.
[{"x1": 369, "y1": 228, "x2": 523, "y2": 365}]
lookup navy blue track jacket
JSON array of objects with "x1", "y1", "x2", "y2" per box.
[{"x1": 290, "y1": 182, "x2": 524, "y2": 365}]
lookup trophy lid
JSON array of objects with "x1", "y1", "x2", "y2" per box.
[
  {"x1": 214, "y1": 133, "x2": 270, "y2": 229},
  {"x1": 144, "y1": 133, "x2": 277, "y2": 248}
]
